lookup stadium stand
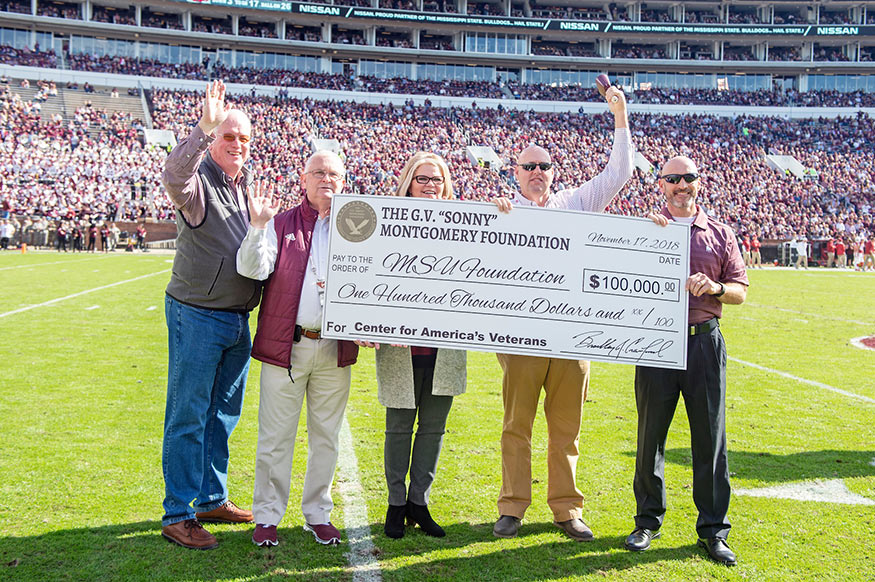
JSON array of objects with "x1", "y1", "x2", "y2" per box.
[{"x1": 1, "y1": 0, "x2": 874, "y2": 254}]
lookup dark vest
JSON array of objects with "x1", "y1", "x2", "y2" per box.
[
  {"x1": 251, "y1": 198, "x2": 358, "y2": 368},
  {"x1": 165, "y1": 153, "x2": 262, "y2": 312}
]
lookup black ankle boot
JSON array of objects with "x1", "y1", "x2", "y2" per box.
[
  {"x1": 406, "y1": 501, "x2": 446, "y2": 537},
  {"x1": 384, "y1": 505, "x2": 406, "y2": 538}
]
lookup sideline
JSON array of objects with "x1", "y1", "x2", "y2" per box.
[
  {"x1": 729, "y1": 356, "x2": 875, "y2": 404},
  {"x1": 0, "y1": 256, "x2": 111, "y2": 271},
  {"x1": 337, "y1": 417, "x2": 382, "y2": 582},
  {"x1": 0, "y1": 269, "x2": 171, "y2": 319}
]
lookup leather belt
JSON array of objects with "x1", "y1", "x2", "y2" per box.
[
  {"x1": 294, "y1": 325, "x2": 321, "y2": 341},
  {"x1": 689, "y1": 317, "x2": 718, "y2": 336}
]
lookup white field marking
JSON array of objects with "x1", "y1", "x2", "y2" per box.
[
  {"x1": 729, "y1": 356, "x2": 875, "y2": 404},
  {"x1": 735, "y1": 479, "x2": 875, "y2": 506},
  {"x1": 337, "y1": 416, "x2": 382, "y2": 582},
  {"x1": 745, "y1": 302, "x2": 873, "y2": 327},
  {"x1": 146, "y1": 306, "x2": 157, "y2": 311},
  {"x1": 850, "y1": 336, "x2": 875, "y2": 352},
  {"x1": 0, "y1": 270, "x2": 171, "y2": 319},
  {"x1": 165, "y1": 259, "x2": 173, "y2": 263},
  {"x1": 0, "y1": 257, "x2": 109, "y2": 271},
  {"x1": 84, "y1": 305, "x2": 100, "y2": 311}
]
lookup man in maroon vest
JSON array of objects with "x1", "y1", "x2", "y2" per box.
[{"x1": 237, "y1": 150, "x2": 359, "y2": 548}]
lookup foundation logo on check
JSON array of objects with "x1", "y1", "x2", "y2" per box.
[{"x1": 336, "y1": 200, "x2": 378, "y2": 242}]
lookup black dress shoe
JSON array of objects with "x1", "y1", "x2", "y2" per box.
[
  {"x1": 624, "y1": 527, "x2": 660, "y2": 551},
  {"x1": 406, "y1": 502, "x2": 446, "y2": 537},
  {"x1": 493, "y1": 515, "x2": 521, "y2": 538},
  {"x1": 384, "y1": 504, "x2": 406, "y2": 539},
  {"x1": 698, "y1": 537, "x2": 737, "y2": 566}
]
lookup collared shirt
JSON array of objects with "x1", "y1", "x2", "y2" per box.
[
  {"x1": 511, "y1": 128, "x2": 634, "y2": 212},
  {"x1": 660, "y1": 206, "x2": 749, "y2": 324},
  {"x1": 162, "y1": 125, "x2": 248, "y2": 226},
  {"x1": 237, "y1": 215, "x2": 331, "y2": 330}
]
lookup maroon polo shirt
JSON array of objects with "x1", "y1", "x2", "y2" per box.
[{"x1": 660, "y1": 206, "x2": 749, "y2": 325}]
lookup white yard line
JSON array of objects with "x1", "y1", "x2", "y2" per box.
[
  {"x1": 735, "y1": 479, "x2": 875, "y2": 506},
  {"x1": 0, "y1": 256, "x2": 110, "y2": 271},
  {"x1": 745, "y1": 302, "x2": 873, "y2": 327},
  {"x1": 729, "y1": 356, "x2": 875, "y2": 404},
  {"x1": 0, "y1": 270, "x2": 170, "y2": 319},
  {"x1": 337, "y1": 417, "x2": 382, "y2": 582}
]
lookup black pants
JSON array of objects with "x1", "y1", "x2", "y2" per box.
[
  {"x1": 632, "y1": 324, "x2": 731, "y2": 539},
  {"x1": 384, "y1": 363, "x2": 454, "y2": 506}
]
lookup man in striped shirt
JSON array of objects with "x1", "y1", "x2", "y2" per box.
[
  {"x1": 491, "y1": 83, "x2": 634, "y2": 542},
  {"x1": 624, "y1": 155, "x2": 748, "y2": 566}
]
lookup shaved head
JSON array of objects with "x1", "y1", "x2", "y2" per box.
[
  {"x1": 515, "y1": 144, "x2": 555, "y2": 205},
  {"x1": 659, "y1": 156, "x2": 701, "y2": 218}
]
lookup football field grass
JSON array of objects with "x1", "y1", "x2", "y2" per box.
[{"x1": 0, "y1": 251, "x2": 873, "y2": 581}]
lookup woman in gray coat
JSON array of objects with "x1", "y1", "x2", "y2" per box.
[{"x1": 358, "y1": 152, "x2": 467, "y2": 538}]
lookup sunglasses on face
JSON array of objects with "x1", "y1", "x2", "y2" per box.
[
  {"x1": 413, "y1": 175, "x2": 445, "y2": 185},
  {"x1": 222, "y1": 133, "x2": 251, "y2": 144},
  {"x1": 517, "y1": 162, "x2": 553, "y2": 172},
  {"x1": 660, "y1": 173, "x2": 699, "y2": 184}
]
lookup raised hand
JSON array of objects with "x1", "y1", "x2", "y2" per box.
[
  {"x1": 248, "y1": 180, "x2": 280, "y2": 228},
  {"x1": 197, "y1": 80, "x2": 231, "y2": 136},
  {"x1": 605, "y1": 85, "x2": 626, "y2": 117}
]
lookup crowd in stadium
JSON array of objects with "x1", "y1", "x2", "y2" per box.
[
  {"x1": 1, "y1": 67, "x2": 873, "y2": 257},
  {"x1": 4, "y1": 46, "x2": 874, "y2": 107}
]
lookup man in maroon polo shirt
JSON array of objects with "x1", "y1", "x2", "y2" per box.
[{"x1": 623, "y1": 156, "x2": 748, "y2": 567}]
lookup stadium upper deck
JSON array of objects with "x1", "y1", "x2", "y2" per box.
[{"x1": 1, "y1": 0, "x2": 874, "y2": 95}]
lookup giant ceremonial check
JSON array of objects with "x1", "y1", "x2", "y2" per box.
[{"x1": 321, "y1": 195, "x2": 691, "y2": 369}]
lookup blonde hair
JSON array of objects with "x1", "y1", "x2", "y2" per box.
[{"x1": 393, "y1": 152, "x2": 455, "y2": 199}]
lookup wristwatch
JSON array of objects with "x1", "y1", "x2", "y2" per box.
[{"x1": 714, "y1": 282, "x2": 726, "y2": 298}]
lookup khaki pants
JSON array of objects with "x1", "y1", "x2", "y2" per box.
[
  {"x1": 495, "y1": 354, "x2": 589, "y2": 522},
  {"x1": 252, "y1": 338, "x2": 351, "y2": 526}
]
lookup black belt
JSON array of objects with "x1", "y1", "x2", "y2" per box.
[
  {"x1": 294, "y1": 325, "x2": 321, "y2": 342},
  {"x1": 689, "y1": 317, "x2": 718, "y2": 336}
]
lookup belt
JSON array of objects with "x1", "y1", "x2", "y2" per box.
[
  {"x1": 294, "y1": 325, "x2": 321, "y2": 341},
  {"x1": 689, "y1": 317, "x2": 718, "y2": 336}
]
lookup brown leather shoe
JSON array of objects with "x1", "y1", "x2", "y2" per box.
[
  {"x1": 554, "y1": 518, "x2": 594, "y2": 542},
  {"x1": 161, "y1": 519, "x2": 218, "y2": 550},
  {"x1": 195, "y1": 500, "x2": 254, "y2": 524}
]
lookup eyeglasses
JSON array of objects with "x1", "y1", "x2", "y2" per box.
[
  {"x1": 222, "y1": 133, "x2": 251, "y2": 144},
  {"x1": 660, "y1": 173, "x2": 699, "y2": 184},
  {"x1": 517, "y1": 162, "x2": 553, "y2": 172},
  {"x1": 413, "y1": 175, "x2": 445, "y2": 185},
  {"x1": 307, "y1": 169, "x2": 345, "y2": 181}
]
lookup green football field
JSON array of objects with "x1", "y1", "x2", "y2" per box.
[{"x1": 0, "y1": 251, "x2": 873, "y2": 582}]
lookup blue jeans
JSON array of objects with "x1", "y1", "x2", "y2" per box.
[{"x1": 162, "y1": 295, "x2": 252, "y2": 526}]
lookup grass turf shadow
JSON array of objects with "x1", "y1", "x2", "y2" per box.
[
  {"x1": 367, "y1": 521, "x2": 710, "y2": 582},
  {"x1": 0, "y1": 520, "x2": 713, "y2": 582},
  {"x1": 0, "y1": 520, "x2": 352, "y2": 582}
]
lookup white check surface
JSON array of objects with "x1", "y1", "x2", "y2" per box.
[{"x1": 323, "y1": 195, "x2": 690, "y2": 370}]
